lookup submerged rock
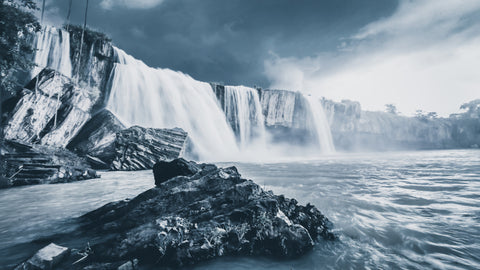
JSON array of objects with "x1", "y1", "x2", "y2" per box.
[
  {"x1": 110, "y1": 126, "x2": 188, "y2": 171},
  {"x1": 48, "y1": 159, "x2": 334, "y2": 269}
]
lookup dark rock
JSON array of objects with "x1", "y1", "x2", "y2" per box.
[
  {"x1": 67, "y1": 110, "x2": 125, "y2": 169},
  {"x1": 152, "y1": 158, "x2": 199, "y2": 185},
  {"x1": 15, "y1": 243, "x2": 69, "y2": 270},
  {"x1": 0, "y1": 140, "x2": 99, "y2": 188},
  {"x1": 110, "y1": 126, "x2": 188, "y2": 171},
  {"x1": 49, "y1": 160, "x2": 333, "y2": 269}
]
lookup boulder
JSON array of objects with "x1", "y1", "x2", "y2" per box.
[
  {"x1": 15, "y1": 243, "x2": 69, "y2": 270},
  {"x1": 48, "y1": 159, "x2": 334, "y2": 269},
  {"x1": 152, "y1": 158, "x2": 199, "y2": 185},
  {"x1": 110, "y1": 126, "x2": 188, "y2": 171},
  {"x1": 67, "y1": 110, "x2": 125, "y2": 169},
  {"x1": 3, "y1": 69, "x2": 98, "y2": 148}
]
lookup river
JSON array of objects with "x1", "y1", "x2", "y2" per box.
[{"x1": 1, "y1": 149, "x2": 479, "y2": 269}]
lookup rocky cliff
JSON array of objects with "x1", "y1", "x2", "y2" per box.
[
  {"x1": 321, "y1": 99, "x2": 479, "y2": 151},
  {"x1": 4, "y1": 69, "x2": 95, "y2": 147},
  {"x1": 1, "y1": 26, "x2": 189, "y2": 187}
]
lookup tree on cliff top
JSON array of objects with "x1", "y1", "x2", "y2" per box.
[
  {"x1": 0, "y1": 0, "x2": 40, "y2": 95},
  {"x1": 385, "y1": 104, "x2": 398, "y2": 115},
  {"x1": 460, "y1": 99, "x2": 480, "y2": 118}
]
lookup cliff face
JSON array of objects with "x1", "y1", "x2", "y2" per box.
[
  {"x1": 67, "y1": 25, "x2": 115, "y2": 112},
  {"x1": 3, "y1": 26, "x2": 478, "y2": 159},
  {"x1": 4, "y1": 69, "x2": 95, "y2": 147},
  {"x1": 321, "y1": 99, "x2": 479, "y2": 151},
  {"x1": 212, "y1": 84, "x2": 317, "y2": 145},
  {"x1": 4, "y1": 26, "x2": 115, "y2": 147},
  {"x1": 2, "y1": 26, "x2": 189, "y2": 177}
]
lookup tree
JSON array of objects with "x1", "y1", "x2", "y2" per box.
[
  {"x1": 0, "y1": 0, "x2": 40, "y2": 139},
  {"x1": 385, "y1": 104, "x2": 398, "y2": 115},
  {"x1": 415, "y1": 110, "x2": 438, "y2": 121},
  {"x1": 0, "y1": 0, "x2": 40, "y2": 94},
  {"x1": 460, "y1": 99, "x2": 480, "y2": 118}
]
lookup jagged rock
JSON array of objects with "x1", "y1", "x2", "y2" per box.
[
  {"x1": 1, "y1": 140, "x2": 99, "y2": 188},
  {"x1": 153, "y1": 158, "x2": 199, "y2": 185},
  {"x1": 67, "y1": 110, "x2": 125, "y2": 169},
  {"x1": 15, "y1": 243, "x2": 69, "y2": 270},
  {"x1": 3, "y1": 69, "x2": 98, "y2": 148},
  {"x1": 53, "y1": 160, "x2": 334, "y2": 269},
  {"x1": 110, "y1": 126, "x2": 187, "y2": 171}
]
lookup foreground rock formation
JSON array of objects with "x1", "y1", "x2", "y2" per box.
[{"x1": 16, "y1": 159, "x2": 333, "y2": 269}]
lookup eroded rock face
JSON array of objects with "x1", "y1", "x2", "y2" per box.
[
  {"x1": 320, "y1": 99, "x2": 460, "y2": 151},
  {"x1": 4, "y1": 69, "x2": 98, "y2": 148},
  {"x1": 1, "y1": 140, "x2": 98, "y2": 188},
  {"x1": 110, "y1": 126, "x2": 188, "y2": 171},
  {"x1": 68, "y1": 160, "x2": 333, "y2": 268},
  {"x1": 66, "y1": 110, "x2": 125, "y2": 169}
]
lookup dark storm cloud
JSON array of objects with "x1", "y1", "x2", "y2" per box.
[{"x1": 44, "y1": 0, "x2": 398, "y2": 86}]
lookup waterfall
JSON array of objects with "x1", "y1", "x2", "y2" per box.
[
  {"x1": 223, "y1": 86, "x2": 266, "y2": 148},
  {"x1": 107, "y1": 47, "x2": 239, "y2": 161},
  {"x1": 32, "y1": 26, "x2": 72, "y2": 78},
  {"x1": 305, "y1": 95, "x2": 336, "y2": 153}
]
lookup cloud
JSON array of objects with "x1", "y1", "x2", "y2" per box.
[
  {"x1": 100, "y1": 0, "x2": 165, "y2": 10},
  {"x1": 264, "y1": 0, "x2": 480, "y2": 116}
]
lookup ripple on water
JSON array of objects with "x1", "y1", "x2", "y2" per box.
[{"x1": 0, "y1": 149, "x2": 479, "y2": 269}]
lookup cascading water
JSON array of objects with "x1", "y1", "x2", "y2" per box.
[
  {"x1": 31, "y1": 26, "x2": 72, "y2": 78},
  {"x1": 223, "y1": 86, "x2": 266, "y2": 148},
  {"x1": 106, "y1": 47, "x2": 240, "y2": 161},
  {"x1": 305, "y1": 95, "x2": 336, "y2": 153}
]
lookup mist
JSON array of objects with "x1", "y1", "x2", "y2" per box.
[{"x1": 264, "y1": 0, "x2": 480, "y2": 117}]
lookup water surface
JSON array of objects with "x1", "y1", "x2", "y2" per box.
[{"x1": 0, "y1": 150, "x2": 479, "y2": 269}]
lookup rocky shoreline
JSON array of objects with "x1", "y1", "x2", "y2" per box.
[
  {"x1": 0, "y1": 140, "x2": 98, "y2": 188},
  {"x1": 14, "y1": 159, "x2": 334, "y2": 269}
]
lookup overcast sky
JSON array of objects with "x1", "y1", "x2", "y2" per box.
[{"x1": 42, "y1": 0, "x2": 480, "y2": 116}]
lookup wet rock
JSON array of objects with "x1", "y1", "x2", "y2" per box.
[
  {"x1": 152, "y1": 158, "x2": 199, "y2": 185},
  {"x1": 65, "y1": 159, "x2": 333, "y2": 268},
  {"x1": 4, "y1": 69, "x2": 98, "y2": 148},
  {"x1": 66, "y1": 25, "x2": 115, "y2": 112},
  {"x1": 67, "y1": 110, "x2": 125, "y2": 169},
  {"x1": 1, "y1": 140, "x2": 99, "y2": 188},
  {"x1": 15, "y1": 243, "x2": 69, "y2": 270},
  {"x1": 110, "y1": 126, "x2": 187, "y2": 171}
]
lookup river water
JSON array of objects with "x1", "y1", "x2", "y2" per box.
[{"x1": 1, "y1": 150, "x2": 479, "y2": 269}]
